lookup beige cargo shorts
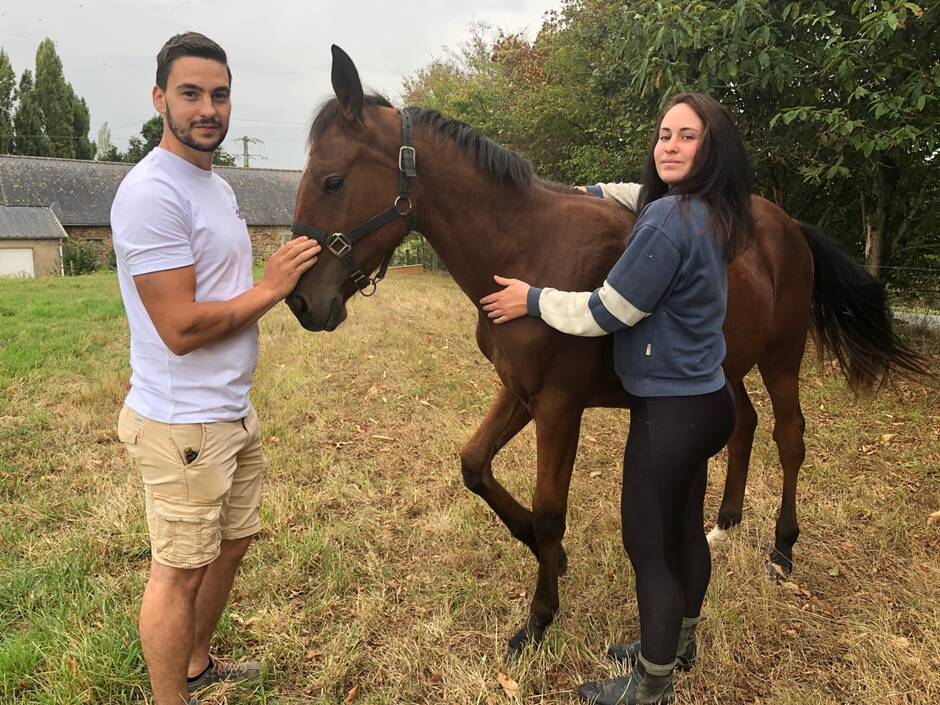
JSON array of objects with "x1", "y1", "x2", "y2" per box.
[{"x1": 117, "y1": 404, "x2": 264, "y2": 569}]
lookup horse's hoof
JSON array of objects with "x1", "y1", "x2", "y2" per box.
[
  {"x1": 768, "y1": 547, "x2": 794, "y2": 578},
  {"x1": 765, "y1": 560, "x2": 790, "y2": 581},
  {"x1": 506, "y1": 629, "x2": 530, "y2": 661},
  {"x1": 505, "y1": 619, "x2": 547, "y2": 661}
]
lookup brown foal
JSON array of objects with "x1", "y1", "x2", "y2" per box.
[{"x1": 286, "y1": 46, "x2": 927, "y2": 657}]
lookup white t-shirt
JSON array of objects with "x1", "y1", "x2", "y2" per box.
[{"x1": 112, "y1": 147, "x2": 258, "y2": 423}]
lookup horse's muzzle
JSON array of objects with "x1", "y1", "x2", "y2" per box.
[{"x1": 285, "y1": 294, "x2": 346, "y2": 332}]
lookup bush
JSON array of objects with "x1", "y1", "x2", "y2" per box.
[
  {"x1": 61, "y1": 241, "x2": 100, "y2": 276},
  {"x1": 392, "y1": 232, "x2": 446, "y2": 271}
]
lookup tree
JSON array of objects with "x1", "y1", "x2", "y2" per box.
[
  {"x1": 401, "y1": 9, "x2": 652, "y2": 185},
  {"x1": 0, "y1": 49, "x2": 14, "y2": 153},
  {"x1": 406, "y1": 1, "x2": 938, "y2": 280},
  {"x1": 33, "y1": 38, "x2": 75, "y2": 158},
  {"x1": 123, "y1": 115, "x2": 163, "y2": 162},
  {"x1": 70, "y1": 90, "x2": 94, "y2": 159},
  {"x1": 579, "y1": 0, "x2": 938, "y2": 278},
  {"x1": 402, "y1": 23, "x2": 514, "y2": 146},
  {"x1": 492, "y1": 2, "x2": 653, "y2": 183},
  {"x1": 12, "y1": 70, "x2": 51, "y2": 156},
  {"x1": 212, "y1": 148, "x2": 236, "y2": 167},
  {"x1": 95, "y1": 121, "x2": 119, "y2": 161}
]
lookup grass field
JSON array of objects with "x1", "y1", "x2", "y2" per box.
[{"x1": 1, "y1": 271, "x2": 938, "y2": 705}]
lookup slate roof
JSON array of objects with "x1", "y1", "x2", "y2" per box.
[
  {"x1": 0, "y1": 205, "x2": 68, "y2": 240},
  {"x1": 0, "y1": 154, "x2": 301, "y2": 227}
]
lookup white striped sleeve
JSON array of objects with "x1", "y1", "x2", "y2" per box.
[
  {"x1": 537, "y1": 288, "x2": 607, "y2": 336},
  {"x1": 598, "y1": 182, "x2": 642, "y2": 211},
  {"x1": 597, "y1": 281, "x2": 651, "y2": 326}
]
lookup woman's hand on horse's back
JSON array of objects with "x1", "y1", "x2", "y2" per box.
[{"x1": 480, "y1": 275, "x2": 531, "y2": 324}]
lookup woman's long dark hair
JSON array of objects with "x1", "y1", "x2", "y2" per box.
[{"x1": 638, "y1": 93, "x2": 754, "y2": 260}]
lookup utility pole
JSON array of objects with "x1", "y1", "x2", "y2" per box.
[{"x1": 233, "y1": 136, "x2": 264, "y2": 168}]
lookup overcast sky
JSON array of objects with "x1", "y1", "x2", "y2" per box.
[{"x1": 1, "y1": 0, "x2": 562, "y2": 169}]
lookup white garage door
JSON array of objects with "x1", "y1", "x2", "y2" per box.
[{"x1": 0, "y1": 248, "x2": 35, "y2": 278}]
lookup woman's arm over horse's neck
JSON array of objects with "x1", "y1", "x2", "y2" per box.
[{"x1": 412, "y1": 135, "x2": 633, "y2": 300}]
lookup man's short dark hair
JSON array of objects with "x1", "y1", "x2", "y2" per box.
[{"x1": 156, "y1": 32, "x2": 231, "y2": 89}]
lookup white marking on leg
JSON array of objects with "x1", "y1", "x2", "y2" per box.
[{"x1": 706, "y1": 526, "x2": 728, "y2": 546}]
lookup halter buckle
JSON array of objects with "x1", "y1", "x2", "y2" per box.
[
  {"x1": 394, "y1": 196, "x2": 413, "y2": 217},
  {"x1": 326, "y1": 232, "x2": 352, "y2": 257},
  {"x1": 359, "y1": 278, "x2": 379, "y2": 297},
  {"x1": 399, "y1": 146, "x2": 417, "y2": 176}
]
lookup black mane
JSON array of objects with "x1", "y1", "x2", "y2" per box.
[
  {"x1": 309, "y1": 94, "x2": 534, "y2": 188},
  {"x1": 309, "y1": 93, "x2": 395, "y2": 144}
]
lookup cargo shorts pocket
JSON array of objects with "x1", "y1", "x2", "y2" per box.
[
  {"x1": 169, "y1": 423, "x2": 206, "y2": 467},
  {"x1": 148, "y1": 499, "x2": 222, "y2": 569},
  {"x1": 117, "y1": 406, "x2": 144, "y2": 446}
]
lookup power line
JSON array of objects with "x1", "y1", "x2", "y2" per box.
[
  {"x1": 232, "y1": 135, "x2": 265, "y2": 168},
  {"x1": 111, "y1": 120, "x2": 147, "y2": 130},
  {"x1": 230, "y1": 118, "x2": 307, "y2": 126},
  {"x1": 108, "y1": 116, "x2": 309, "y2": 131},
  {"x1": 8, "y1": 134, "x2": 91, "y2": 139}
]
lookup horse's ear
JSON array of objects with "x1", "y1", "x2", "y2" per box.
[{"x1": 331, "y1": 45, "x2": 364, "y2": 122}]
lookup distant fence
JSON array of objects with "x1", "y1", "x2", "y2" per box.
[
  {"x1": 391, "y1": 232, "x2": 447, "y2": 272},
  {"x1": 881, "y1": 264, "x2": 939, "y2": 311}
]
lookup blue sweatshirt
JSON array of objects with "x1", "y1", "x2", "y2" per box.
[{"x1": 526, "y1": 195, "x2": 727, "y2": 397}]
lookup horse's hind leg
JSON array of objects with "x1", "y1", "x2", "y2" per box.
[
  {"x1": 758, "y1": 357, "x2": 806, "y2": 578},
  {"x1": 460, "y1": 386, "x2": 570, "y2": 571},
  {"x1": 712, "y1": 378, "x2": 758, "y2": 544},
  {"x1": 507, "y1": 396, "x2": 582, "y2": 658}
]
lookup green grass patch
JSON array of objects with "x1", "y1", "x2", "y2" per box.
[
  {"x1": 0, "y1": 272, "x2": 127, "y2": 393},
  {"x1": 1, "y1": 271, "x2": 938, "y2": 704}
]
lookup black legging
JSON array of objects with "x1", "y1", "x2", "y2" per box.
[{"x1": 621, "y1": 384, "x2": 735, "y2": 665}]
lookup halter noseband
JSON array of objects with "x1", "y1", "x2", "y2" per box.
[{"x1": 291, "y1": 107, "x2": 418, "y2": 296}]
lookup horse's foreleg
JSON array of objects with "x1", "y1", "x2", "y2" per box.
[
  {"x1": 460, "y1": 386, "x2": 563, "y2": 567},
  {"x1": 758, "y1": 362, "x2": 805, "y2": 578},
  {"x1": 507, "y1": 398, "x2": 582, "y2": 659},
  {"x1": 712, "y1": 378, "x2": 758, "y2": 544}
]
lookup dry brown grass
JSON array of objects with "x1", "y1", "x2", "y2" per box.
[{"x1": 1, "y1": 271, "x2": 938, "y2": 704}]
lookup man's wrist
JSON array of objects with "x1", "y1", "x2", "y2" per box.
[{"x1": 254, "y1": 280, "x2": 283, "y2": 307}]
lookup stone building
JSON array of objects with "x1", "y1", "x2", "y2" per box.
[
  {"x1": 0, "y1": 154, "x2": 301, "y2": 276},
  {"x1": 0, "y1": 205, "x2": 68, "y2": 277}
]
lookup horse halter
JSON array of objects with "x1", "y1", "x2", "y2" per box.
[{"x1": 291, "y1": 107, "x2": 418, "y2": 296}]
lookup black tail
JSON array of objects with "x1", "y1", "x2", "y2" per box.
[{"x1": 800, "y1": 223, "x2": 930, "y2": 392}]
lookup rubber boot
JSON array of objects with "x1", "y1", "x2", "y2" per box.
[
  {"x1": 606, "y1": 616, "x2": 700, "y2": 672},
  {"x1": 577, "y1": 656, "x2": 676, "y2": 705}
]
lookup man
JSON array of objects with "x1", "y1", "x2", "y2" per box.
[{"x1": 112, "y1": 32, "x2": 319, "y2": 705}]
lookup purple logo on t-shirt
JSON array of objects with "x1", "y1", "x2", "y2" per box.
[{"x1": 234, "y1": 206, "x2": 246, "y2": 221}]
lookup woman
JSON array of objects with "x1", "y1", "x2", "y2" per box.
[{"x1": 480, "y1": 93, "x2": 751, "y2": 705}]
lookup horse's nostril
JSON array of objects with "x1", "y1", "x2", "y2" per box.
[{"x1": 285, "y1": 295, "x2": 307, "y2": 318}]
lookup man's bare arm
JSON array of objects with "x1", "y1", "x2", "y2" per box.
[{"x1": 134, "y1": 236, "x2": 320, "y2": 355}]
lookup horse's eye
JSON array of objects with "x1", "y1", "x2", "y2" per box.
[{"x1": 323, "y1": 175, "x2": 344, "y2": 193}]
